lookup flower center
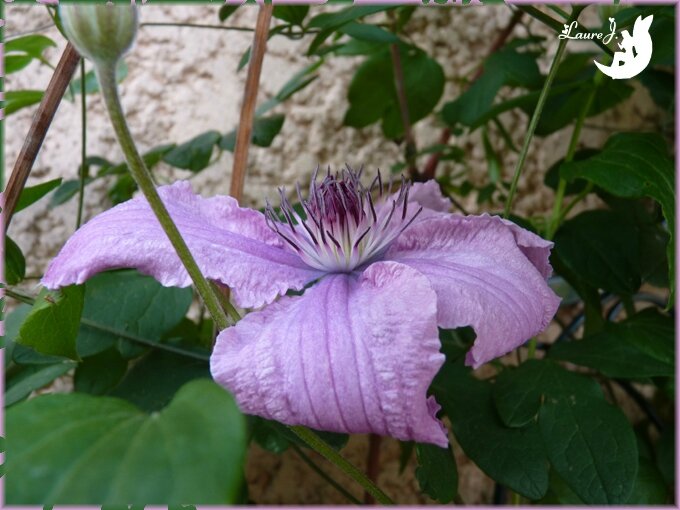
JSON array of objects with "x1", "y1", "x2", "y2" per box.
[{"x1": 265, "y1": 166, "x2": 422, "y2": 272}]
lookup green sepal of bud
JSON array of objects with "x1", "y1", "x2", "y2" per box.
[{"x1": 60, "y1": 3, "x2": 138, "y2": 67}]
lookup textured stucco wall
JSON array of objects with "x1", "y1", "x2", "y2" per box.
[{"x1": 4, "y1": 3, "x2": 663, "y2": 504}]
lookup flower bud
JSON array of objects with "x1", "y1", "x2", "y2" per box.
[{"x1": 60, "y1": 4, "x2": 138, "y2": 67}]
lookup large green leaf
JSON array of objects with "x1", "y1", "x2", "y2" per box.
[
  {"x1": 560, "y1": 133, "x2": 675, "y2": 301},
  {"x1": 77, "y1": 271, "x2": 193, "y2": 358},
  {"x1": 553, "y1": 209, "x2": 641, "y2": 296},
  {"x1": 6, "y1": 380, "x2": 247, "y2": 504},
  {"x1": 110, "y1": 350, "x2": 210, "y2": 412},
  {"x1": 17, "y1": 286, "x2": 85, "y2": 361},
  {"x1": 74, "y1": 348, "x2": 129, "y2": 395},
  {"x1": 345, "y1": 45, "x2": 444, "y2": 138},
  {"x1": 415, "y1": 443, "x2": 458, "y2": 503},
  {"x1": 496, "y1": 360, "x2": 638, "y2": 504},
  {"x1": 162, "y1": 130, "x2": 221, "y2": 172},
  {"x1": 432, "y1": 363, "x2": 549, "y2": 500},
  {"x1": 15, "y1": 178, "x2": 63, "y2": 213},
  {"x1": 549, "y1": 309, "x2": 674, "y2": 378}
]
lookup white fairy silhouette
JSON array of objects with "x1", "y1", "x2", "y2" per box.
[{"x1": 595, "y1": 15, "x2": 654, "y2": 80}]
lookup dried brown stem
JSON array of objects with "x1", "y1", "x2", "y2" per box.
[
  {"x1": 229, "y1": 4, "x2": 273, "y2": 204},
  {"x1": 3, "y1": 43, "x2": 80, "y2": 230},
  {"x1": 390, "y1": 44, "x2": 417, "y2": 180},
  {"x1": 422, "y1": 9, "x2": 523, "y2": 181}
]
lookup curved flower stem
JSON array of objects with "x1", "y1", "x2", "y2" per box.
[
  {"x1": 95, "y1": 63, "x2": 233, "y2": 330},
  {"x1": 289, "y1": 426, "x2": 395, "y2": 505},
  {"x1": 76, "y1": 58, "x2": 87, "y2": 229},
  {"x1": 502, "y1": 35, "x2": 569, "y2": 219}
]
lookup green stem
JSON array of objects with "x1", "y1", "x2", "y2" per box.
[
  {"x1": 545, "y1": 85, "x2": 597, "y2": 239},
  {"x1": 76, "y1": 57, "x2": 87, "y2": 229},
  {"x1": 291, "y1": 444, "x2": 363, "y2": 505},
  {"x1": 94, "y1": 63, "x2": 233, "y2": 330},
  {"x1": 526, "y1": 337, "x2": 537, "y2": 359},
  {"x1": 503, "y1": 34, "x2": 569, "y2": 219},
  {"x1": 557, "y1": 182, "x2": 593, "y2": 225},
  {"x1": 289, "y1": 426, "x2": 395, "y2": 505}
]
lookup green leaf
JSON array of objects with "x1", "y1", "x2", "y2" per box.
[
  {"x1": 492, "y1": 359, "x2": 638, "y2": 503},
  {"x1": 560, "y1": 133, "x2": 675, "y2": 302},
  {"x1": 543, "y1": 149, "x2": 596, "y2": 195},
  {"x1": 273, "y1": 5, "x2": 309, "y2": 26},
  {"x1": 17, "y1": 286, "x2": 85, "y2": 361},
  {"x1": 5, "y1": 236, "x2": 26, "y2": 285},
  {"x1": 6, "y1": 380, "x2": 247, "y2": 504},
  {"x1": 339, "y1": 22, "x2": 399, "y2": 43},
  {"x1": 5, "y1": 55, "x2": 33, "y2": 74},
  {"x1": 219, "y1": 114, "x2": 285, "y2": 151},
  {"x1": 15, "y1": 178, "x2": 63, "y2": 213},
  {"x1": 162, "y1": 130, "x2": 221, "y2": 172},
  {"x1": 626, "y1": 457, "x2": 669, "y2": 504},
  {"x1": 108, "y1": 174, "x2": 137, "y2": 205},
  {"x1": 307, "y1": 5, "x2": 396, "y2": 55},
  {"x1": 218, "y1": 4, "x2": 239, "y2": 22},
  {"x1": 74, "y1": 348, "x2": 128, "y2": 395},
  {"x1": 2, "y1": 304, "x2": 32, "y2": 368},
  {"x1": 250, "y1": 417, "x2": 292, "y2": 454},
  {"x1": 5, "y1": 362, "x2": 76, "y2": 407},
  {"x1": 345, "y1": 45, "x2": 444, "y2": 138},
  {"x1": 308, "y1": 5, "x2": 393, "y2": 30},
  {"x1": 6, "y1": 34, "x2": 56, "y2": 60},
  {"x1": 441, "y1": 47, "x2": 541, "y2": 128},
  {"x1": 415, "y1": 443, "x2": 458, "y2": 503},
  {"x1": 49, "y1": 179, "x2": 86, "y2": 207},
  {"x1": 77, "y1": 271, "x2": 193, "y2": 358},
  {"x1": 110, "y1": 350, "x2": 210, "y2": 412},
  {"x1": 432, "y1": 363, "x2": 549, "y2": 500},
  {"x1": 5, "y1": 90, "x2": 44, "y2": 116},
  {"x1": 493, "y1": 358, "x2": 549, "y2": 428},
  {"x1": 553, "y1": 209, "x2": 641, "y2": 296},
  {"x1": 548, "y1": 309, "x2": 674, "y2": 378},
  {"x1": 4, "y1": 35, "x2": 56, "y2": 74},
  {"x1": 535, "y1": 361, "x2": 637, "y2": 503}
]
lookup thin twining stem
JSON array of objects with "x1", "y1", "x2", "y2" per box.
[
  {"x1": 95, "y1": 63, "x2": 237, "y2": 329},
  {"x1": 289, "y1": 426, "x2": 395, "y2": 505},
  {"x1": 502, "y1": 9, "x2": 581, "y2": 219},
  {"x1": 76, "y1": 58, "x2": 87, "y2": 229},
  {"x1": 291, "y1": 444, "x2": 363, "y2": 505},
  {"x1": 140, "y1": 21, "x2": 318, "y2": 36}
]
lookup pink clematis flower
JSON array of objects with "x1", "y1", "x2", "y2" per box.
[{"x1": 43, "y1": 167, "x2": 560, "y2": 446}]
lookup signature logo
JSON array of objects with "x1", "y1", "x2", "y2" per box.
[{"x1": 560, "y1": 15, "x2": 654, "y2": 80}]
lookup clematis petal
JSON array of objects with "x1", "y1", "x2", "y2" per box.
[
  {"x1": 385, "y1": 214, "x2": 561, "y2": 368},
  {"x1": 211, "y1": 261, "x2": 448, "y2": 447},
  {"x1": 407, "y1": 180, "x2": 452, "y2": 212},
  {"x1": 42, "y1": 181, "x2": 322, "y2": 308}
]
